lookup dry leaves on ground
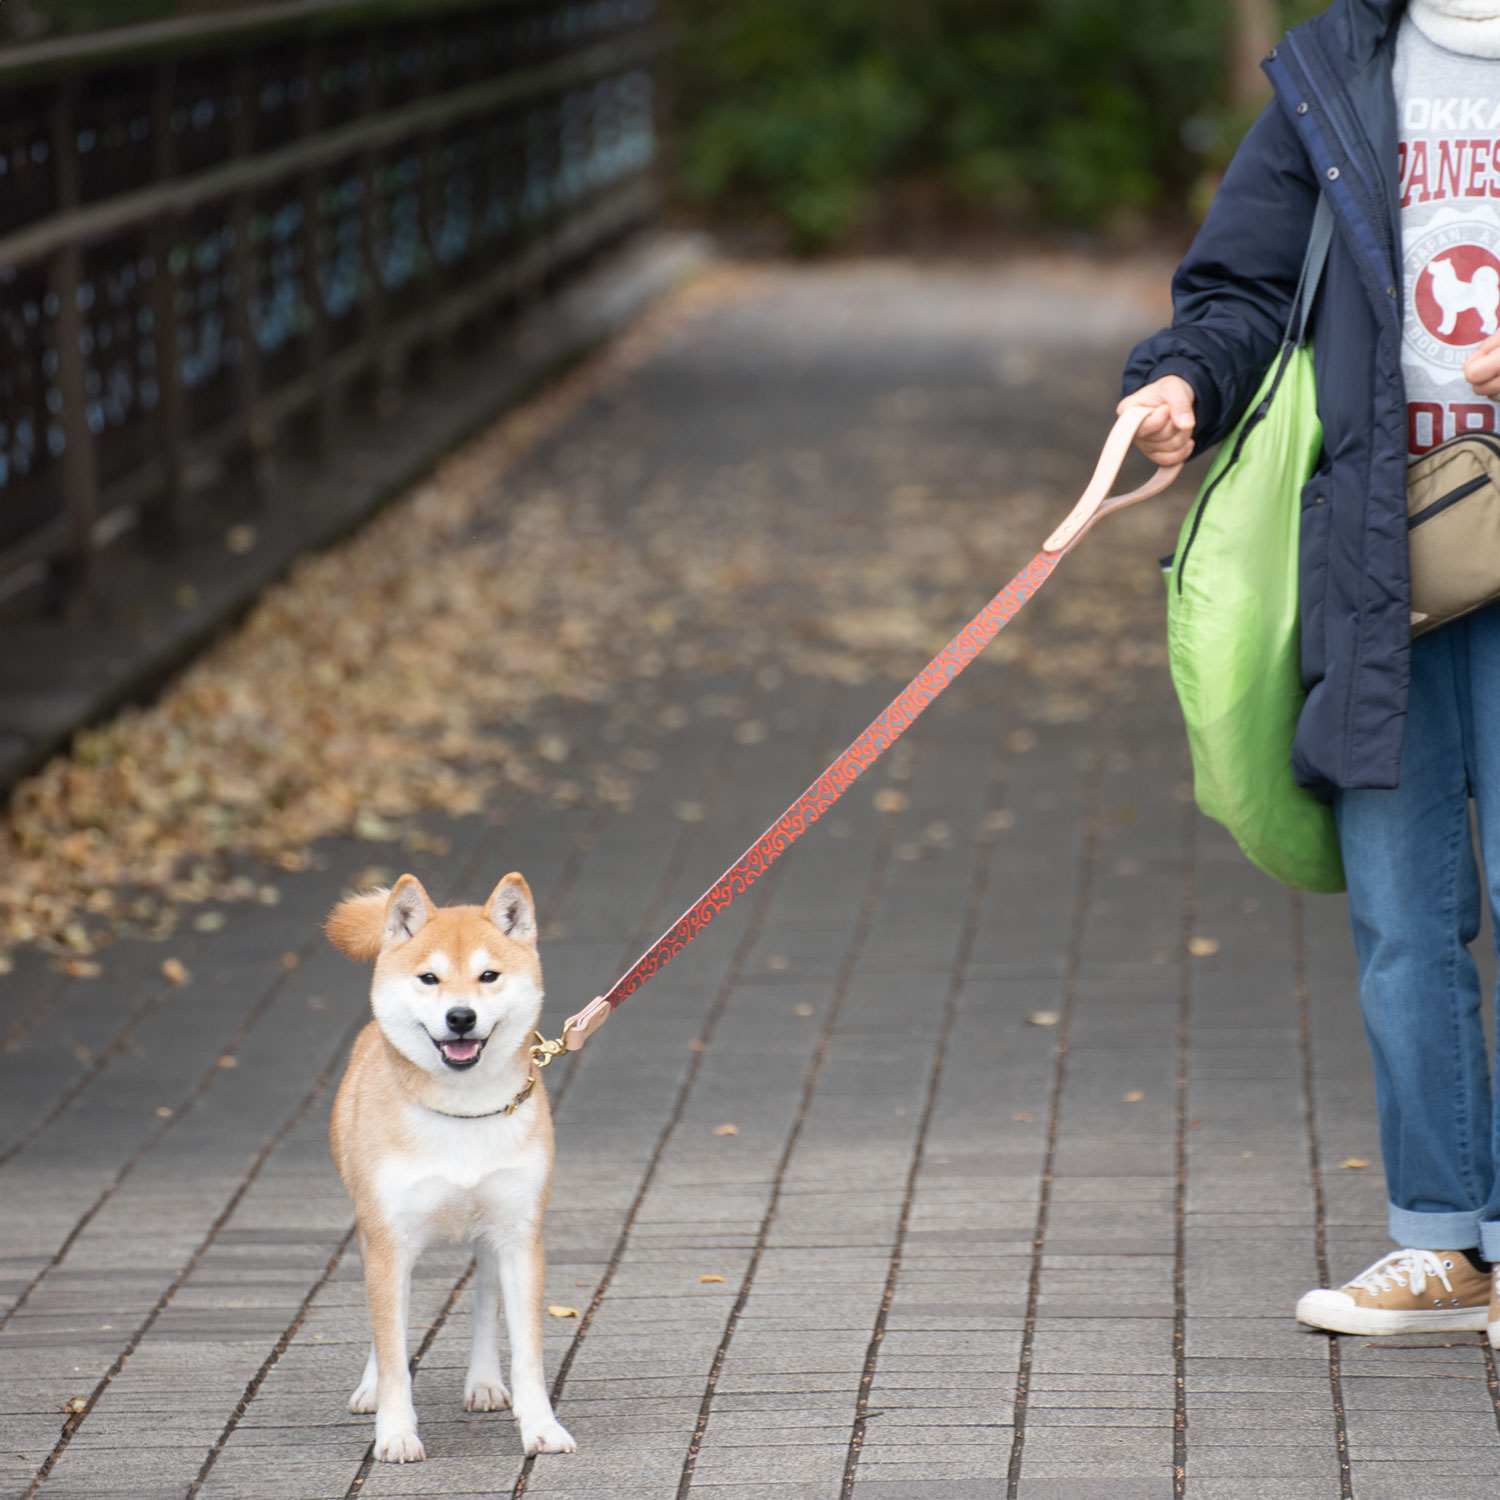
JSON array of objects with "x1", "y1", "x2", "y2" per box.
[{"x1": 0, "y1": 265, "x2": 1176, "y2": 960}]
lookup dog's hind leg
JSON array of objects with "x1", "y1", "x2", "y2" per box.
[
  {"x1": 363, "y1": 1231, "x2": 425, "y2": 1463},
  {"x1": 464, "y1": 1239, "x2": 511, "y2": 1412},
  {"x1": 349, "y1": 1343, "x2": 378, "y2": 1413},
  {"x1": 499, "y1": 1228, "x2": 576, "y2": 1454}
]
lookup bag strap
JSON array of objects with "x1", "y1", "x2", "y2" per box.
[{"x1": 1285, "y1": 192, "x2": 1334, "y2": 349}]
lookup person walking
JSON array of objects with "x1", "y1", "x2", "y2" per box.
[{"x1": 1123, "y1": 0, "x2": 1500, "y2": 1337}]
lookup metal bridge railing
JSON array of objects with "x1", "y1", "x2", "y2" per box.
[{"x1": 0, "y1": 0, "x2": 659, "y2": 613}]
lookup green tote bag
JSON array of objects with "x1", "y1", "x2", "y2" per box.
[{"x1": 1165, "y1": 196, "x2": 1346, "y2": 894}]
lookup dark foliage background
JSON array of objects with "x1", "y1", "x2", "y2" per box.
[{"x1": 665, "y1": 0, "x2": 1322, "y2": 250}]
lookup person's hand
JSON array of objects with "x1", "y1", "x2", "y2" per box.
[
  {"x1": 1464, "y1": 332, "x2": 1500, "y2": 397},
  {"x1": 1118, "y1": 375, "x2": 1196, "y2": 467}
]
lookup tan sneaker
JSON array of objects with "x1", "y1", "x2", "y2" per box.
[{"x1": 1295, "y1": 1248, "x2": 1489, "y2": 1335}]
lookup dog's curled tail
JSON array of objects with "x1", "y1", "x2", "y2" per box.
[{"x1": 326, "y1": 888, "x2": 390, "y2": 962}]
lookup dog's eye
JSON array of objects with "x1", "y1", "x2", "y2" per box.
[
  {"x1": 418, "y1": 972, "x2": 440, "y2": 986},
  {"x1": 478, "y1": 970, "x2": 500, "y2": 983}
]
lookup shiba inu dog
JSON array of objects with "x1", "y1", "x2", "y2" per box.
[{"x1": 326, "y1": 872, "x2": 576, "y2": 1463}]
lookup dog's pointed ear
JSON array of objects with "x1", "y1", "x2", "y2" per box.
[
  {"x1": 384, "y1": 875, "x2": 434, "y2": 946},
  {"x1": 325, "y1": 888, "x2": 389, "y2": 962},
  {"x1": 485, "y1": 872, "x2": 537, "y2": 946}
]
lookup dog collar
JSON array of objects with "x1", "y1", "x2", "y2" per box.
[{"x1": 423, "y1": 1067, "x2": 537, "y2": 1120}]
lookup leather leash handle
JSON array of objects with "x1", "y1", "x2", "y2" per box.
[
  {"x1": 1042, "y1": 405, "x2": 1181, "y2": 554},
  {"x1": 546, "y1": 409, "x2": 1180, "y2": 1061}
]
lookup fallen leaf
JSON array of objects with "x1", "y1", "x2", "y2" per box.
[
  {"x1": 766, "y1": 954, "x2": 789, "y2": 970},
  {"x1": 60, "y1": 1397, "x2": 87, "y2": 1416},
  {"x1": 983, "y1": 809, "x2": 1016, "y2": 833},
  {"x1": 217, "y1": 1055, "x2": 237, "y2": 1069},
  {"x1": 733, "y1": 719, "x2": 767, "y2": 745},
  {"x1": 225, "y1": 524, "x2": 258, "y2": 555},
  {"x1": 63, "y1": 959, "x2": 101, "y2": 979},
  {"x1": 794, "y1": 1002, "x2": 814, "y2": 1017},
  {"x1": 1012, "y1": 1111, "x2": 1034, "y2": 1122},
  {"x1": 1026, "y1": 1011, "x2": 1060, "y2": 1027},
  {"x1": 873, "y1": 788, "x2": 908, "y2": 814},
  {"x1": 281, "y1": 952, "x2": 300, "y2": 970},
  {"x1": 699, "y1": 1274, "x2": 725, "y2": 1283},
  {"x1": 155, "y1": 1106, "x2": 173, "y2": 1118},
  {"x1": 713, "y1": 1123, "x2": 739, "y2": 1136},
  {"x1": 547, "y1": 1305, "x2": 579, "y2": 1319},
  {"x1": 1187, "y1": 936, "x2": 1220, "y2": 957},
  {"x1": 1121, "y1": 1090, "x2": 1144, "y2": 1103},
  {"x1": 354, "y1": 813, "x2": 400, "y2": 842},
  {"x1": 674, "y1": 801, "x2": 706, "y2": 823},
  {"x1": 1008, "y1": 729, "x2": 1037, "y2": 753},
  {"x1": 0, "y1": 953, "x2": 12, "y2": 975},
  {"x1": 161, "y1": 958, "x2": 190, "y2": 985},
  {"x1": 1339, "y1": 1157, "x2": 1370, "y2": 1170},
  {"x1": 193, "y1": 911, "x2": 226, "y2": 933}
]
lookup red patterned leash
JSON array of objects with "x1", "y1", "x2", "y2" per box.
[{"x1": 527, "y1": 408, "x2": 1179, "y2": 1069}]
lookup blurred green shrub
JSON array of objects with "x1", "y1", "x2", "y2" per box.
[{"x1": 669, "y1": 0, "x2": 1320, "y2": 250}]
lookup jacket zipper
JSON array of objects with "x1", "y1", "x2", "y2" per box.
[
  {"x1": 1175, "y1": 341, "x2": 1298, "y2": 594},
  {"x1": 1408, "y1": 474, "x2": 1489, "y2": 529}
]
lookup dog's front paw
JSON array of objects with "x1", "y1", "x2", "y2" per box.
[
  {"x1": 349, "y1": 1378, "x2": 378, "y2": 1414},
  {"x1": 374, "y1": 1422, "x2": 425, "y2": 1463},
  {"x1": 520, "y1": 1415, "x2": 576, "y2": 1454},
  {"x1": 464, "y1": 1377, "x2": 511, "y2": 1412}
]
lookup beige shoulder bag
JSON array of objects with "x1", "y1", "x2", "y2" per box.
[{"x1": 1406, "y1": 432, "x2": 1500, "y2": 634}]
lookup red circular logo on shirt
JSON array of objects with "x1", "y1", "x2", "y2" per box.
[{"x1": 1416, "y1": 243, "x2": 1500, "y2": 346}]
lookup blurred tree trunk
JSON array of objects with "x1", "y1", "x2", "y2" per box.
[{"x1": 1229, "y1": 0, "x2": 1276, "y2": 111}]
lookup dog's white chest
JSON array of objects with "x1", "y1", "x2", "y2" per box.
[{"x1": 375, "y1": 1111, "x2": 547, "y2": 1244}]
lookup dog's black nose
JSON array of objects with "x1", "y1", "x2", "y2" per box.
[{"x1": 445, "y1": 1007, "x2": 477, "y2": 1036}]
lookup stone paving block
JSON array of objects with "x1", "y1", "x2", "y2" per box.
[
  {"x1": 852, "y1": 1485, "x2": 1006, "y2": 1500},
  {"x1": 1014, "y1": 1481, "x2": 1172, "y2": 1499},
  {"x1": 1347, "y1": 1471, "x2": 1500, "y2": 1500}
]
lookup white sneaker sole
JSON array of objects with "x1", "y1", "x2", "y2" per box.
[
  {"x1": 1296, "y1": 1294, "x2": 1488, "y2": 1336},
  {"x1": 1489, "y1": 1317, "x2": 1500, "y2": 1350}
]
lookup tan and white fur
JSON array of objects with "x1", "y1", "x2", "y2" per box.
[{"x1": 327, "y1": 872, "x2": 575, "y2": 1463}]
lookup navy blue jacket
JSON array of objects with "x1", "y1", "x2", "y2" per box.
[{"x1": 1125, "y1": 0, "x2": 1410, "y2": 799}]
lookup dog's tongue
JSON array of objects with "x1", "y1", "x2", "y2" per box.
[{"x1": 442, "y1": 1039, "x2": 481, "y2": 1062}]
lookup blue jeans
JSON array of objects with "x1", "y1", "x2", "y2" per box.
[{"x1": 1335, "y1": 601, "x2": 1500, "y2": 1260}]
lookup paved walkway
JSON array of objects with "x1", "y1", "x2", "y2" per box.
[{"x1": 3, "y1": 259, "x2": 1494, "y2": 1500}]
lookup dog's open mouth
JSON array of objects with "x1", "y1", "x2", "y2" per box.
[{"x1": 435, "y1": 1036, "x2": 486, "y2": 1070}]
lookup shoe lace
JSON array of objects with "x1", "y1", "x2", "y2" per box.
[{"x1": 1347, "y1": 1248, "x2": 1457, "y2": 1297}]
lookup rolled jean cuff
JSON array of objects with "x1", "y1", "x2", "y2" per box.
[
  {"x1": 1479, "y1": 1222, "x2": 1500, "y2": 1263},
  {"x1": 1388, "y1": 1201, "x2": 1481, "y2": 1251}
]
